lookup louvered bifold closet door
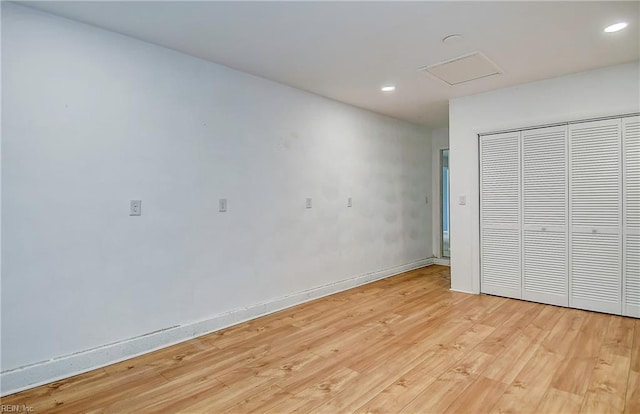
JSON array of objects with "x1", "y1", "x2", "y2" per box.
[
  {"x1": 480, "y1": 132, "x2": 521, "y2": 299},
  {"x1": 569, "y1": 119, "x2": 622, "y2": 315},
  {"x1": 522, "y1": 125, "x2": 568, "y2": 307},
  {"x1": 623, "y1": 116, "x2": 640, "y2": 317}
]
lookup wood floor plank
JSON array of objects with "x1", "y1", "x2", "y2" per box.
[
  {"x1": 530, "y1": 304, "x2": 567, "y2": 331},
  {"x1": 304, "y1": 369, "x2": 402, "y2": 413},
  {"x1": 263, "y1": 366, "x2": 361, "y2": 413},
  {"x1": 475, "y1": 301, "x2": 544, "y2": 356},
  {"x1": 170, "y1": 368, "x2": 287, "y2": 413},
  {"x1": 443, "y1": 376, "x2": 509, "y2": 414},
  {"x1": 39, "y1": 366, "x2": 169, "y2": 414},
  {"x1": 630, "y1": 319, "x2": 640, "y2": 372},
  {"x1": 109, "y1": 376, "x2": 226, "y2": 413},
  {"x1": 481, "y1": 328, "x2": 547, "y2": 385},
  {"x1": 353, "y1": 371, "x2": 438, "y2": 414},
  {"x1": 0, "y1": 368, "x2": 111, "y2": 411},
  {"x1": 220, "y1": 383, "x2": 292, "y2": 414},
  {"x1": 624, "y1": 320, "x2": 640, "y2": 414},
  {"x1": 489, "y1": 346, "x2": 565, "y2": 414},
  {"x1": 398, "y1": 374, "x2": 478, "y2": 414},
  {"x1": 541, "y1": 308, "x2": 586, "y2": 356},
  {"x1": 399, "y1": 349, "x2": 496, "y2": 413},
  {"x1": 579, "y1": 317, "x2": 634, "y2": 414},
  {"x1": 625, "y1": 370, "x2": 640, "y2": 414},
  {"x1": 335, "y1": 323, "x2": 493, "y2": 413},
  {"x1": 550, "y1": 312, "x2": 610, "y2": 396},
  {"x1": 536, "y1": 387, "x2": 583, "y2": 414},
  {"x1": 579, "y1": 354, "x2": 630, "y2": 414},
  {"x1": 390, "y1": 322, "x2": 493, "y2": 379},
  {"x1": 602, "y1": 316, "x2": 635, "y2": 356},
  {"x1": 2, "y1": 265, "x2": 638, "y2": 414}
]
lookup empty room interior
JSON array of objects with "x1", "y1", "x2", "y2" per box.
[{"x1": 1, "y1": 1, "x2": 640, "y2": 413}]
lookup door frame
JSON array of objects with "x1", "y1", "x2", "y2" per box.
[{"x1": 440, "y1": 149, "x2": 450, "y2": 258}]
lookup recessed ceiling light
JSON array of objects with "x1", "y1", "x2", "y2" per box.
[
  {"x1": 604, "y1": 22, "x2": 628, "y2": 33},
  {"x1": 381, "y1": 85, "x2": 396, "y2": 92}
]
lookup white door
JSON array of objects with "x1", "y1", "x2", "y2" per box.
[
  {"x1": 480, "y1": 132, "x2": 521, "y2": 299},
  {"x1": 569, "y1": 119, "x2": 622, "y2": 315},
  {"x1": 623, "y1": 116, "x2": 640, "y2": 317},
  {"x1": 522, "y1": 125, "x2": 568, "y2": 307}
]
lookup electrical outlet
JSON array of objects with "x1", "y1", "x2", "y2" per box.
[
  {"x1": 219, "y1": 198, "x2": 227, "y2": 212},
  {"x1": 347, "y1": 197, "x2": 352, "y2": 207},
  {"x1": 458, "y1": 195, "x2": 467, "y2": 205},
  {"x1": 130, "y1": 200, "x2": 142, "y2": 216},
  {"x1": 306, "y1": 198, "x2": 312, "y2": 209}
]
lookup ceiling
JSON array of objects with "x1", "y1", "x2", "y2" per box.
[{"x1": 17, "y1": 1, "x2": 640, "y2": 127}]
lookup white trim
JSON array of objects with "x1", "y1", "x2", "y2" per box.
[
  {"x1": 621, "y1": 116, "x2": 640, "y2": 318},
  {"x1": 625, "y1": 304, "x2": 640, "y2": 318},
  {"x1": 449, "y1": 288, "x2": 474, "y2": 294},
  {"x1": 1, "y1": 258, "x2": 432, "y2": 396},
  {"x1": 430, "y1": 128, "x2": 449, "y2": 259},
  {"x1": 522, "y1": 290, "x2": 567, "y2": 308},
  {"x1": 477, "y1": 112, "x2": 639, "y2": 137},
  {"x1": 571, "y1": 297, "x2": 622, "y2": 316},
  {"x1": 432, "y1": 258, "x2": 450, "y2": 266}
]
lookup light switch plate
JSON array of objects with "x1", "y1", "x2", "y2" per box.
[
  {"x1": 219, "y1": 198, "x2": 227, "y2": 212},
  {"x1": 347, "y1": 197, "x2": 352, "y2": 207},
  {"x1": 130, "y1": 200, "x2": 142, "y2": 216},
  {"x1": 306, "y1": 198, "x2": 312, "y2": 209},
  {"x1": 458, "y1": 195, "x2": 467, "y2": 205}
]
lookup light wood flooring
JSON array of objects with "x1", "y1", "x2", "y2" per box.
[{"x1": 2, "y1": 265, "x2": 639, "y2": 413}]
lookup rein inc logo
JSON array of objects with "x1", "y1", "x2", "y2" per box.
[{"x1": 0, "y1": 405, "x2": 34, "y2": 413}]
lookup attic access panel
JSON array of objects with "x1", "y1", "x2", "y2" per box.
[{"x1": 420, "y1": 52, "x2": 502, "y2": 85}]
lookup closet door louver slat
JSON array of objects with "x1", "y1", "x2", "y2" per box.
[
  {"x1": 571, "y1": 232, "x2": 621, "y2": 314},
  {"x1": 523, "y1": 230, "x2": 567, "y2": 306},
  {"x1": 570, "y1": 123, "x2": 621, "y2": 229}
]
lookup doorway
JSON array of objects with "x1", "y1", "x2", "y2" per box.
[{"x1": 441, "y1": 149, "x2": 450, "y2": 257}]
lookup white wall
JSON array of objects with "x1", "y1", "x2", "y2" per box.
[
  {"x1": 0, "y1": 2, "x2": 4, "y2": 379},
  {"x1": 1, "y1": 3, "x2": 432, "y2": 393},
  {"x1": 430, "y1": 128, "x2": 449, "y2": 259},
  {"x1": 449, "y1": 61, "x2": 640, "y2": 294}
]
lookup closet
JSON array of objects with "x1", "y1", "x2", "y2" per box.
[{"x1": 480, "y1": 114, "x2": 639, "y2": 317}]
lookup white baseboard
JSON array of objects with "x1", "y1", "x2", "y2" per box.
[
  {"x1": 1, "y1": 258, "x2": 432, "y2": 396},
  {"x1": 432, "y1": 258, "x2": 450, "y2": 266},
  {"x1": 449, "y1": 288, "x2": 475, "y2": 294}
]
